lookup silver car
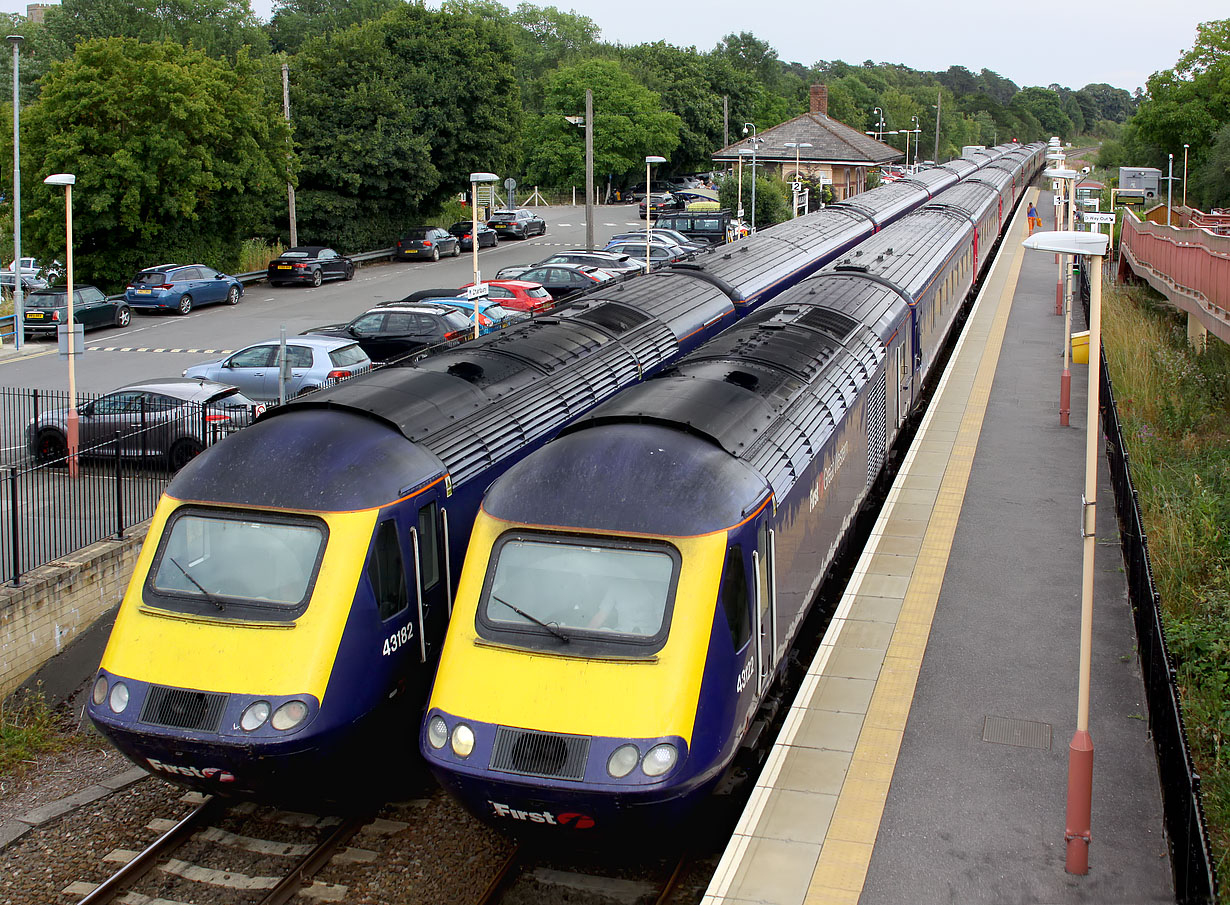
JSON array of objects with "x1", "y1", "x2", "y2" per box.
[
  {"x1": 183, "y1": 335, "x2": 372, "y2": 401},
  {"x1": 28, "y1": 377, "x2": 257, "y2": 469}
]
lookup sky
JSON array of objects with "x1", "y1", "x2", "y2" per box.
[{"x1": 0, "y1": 0, "x2": 1224, "y2": 95}]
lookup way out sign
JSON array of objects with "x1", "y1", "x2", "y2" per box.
[{"x1": 1084, "y1": 212, "x2": 1116, "y2": 224}]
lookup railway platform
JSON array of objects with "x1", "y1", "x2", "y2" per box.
[{"x1": 703, "y1": 189, "x2": 1174, "y2": 904}]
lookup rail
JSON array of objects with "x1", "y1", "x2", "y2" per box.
[{"x1": 1078, "y1": 264, "x2": 1219, "y2": 904}]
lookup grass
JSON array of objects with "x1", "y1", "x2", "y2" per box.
[
  {"x1": 0, "y1": 686, "x2": 63, "y2": 779},
  {"x1": 1101, "y1": 279, "x2": 1230, "y2": 886},
  {"x1": 237, "y1": 238, "x2": 286, "y2": 274}
]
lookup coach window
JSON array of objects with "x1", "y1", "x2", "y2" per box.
[
  {"x1": 721, "y1": 547, "x2": 752, "y2": 652},
  {"x1": 370, "y1": 519, "x2": 408, "y2": 621},
  {"x1": 417, "y1": 503, "x2": 440, "y2": 591}
]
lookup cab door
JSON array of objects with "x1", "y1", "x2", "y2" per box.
[
  {"x1": 753, "y1": 520, "x2": 777, "y2": 696},
  {"x1": 409, "y1": 498, "x2": 449, "y2": 662}
]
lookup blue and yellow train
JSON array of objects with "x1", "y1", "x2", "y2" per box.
[
  {"x1": 420, "y1": 143, "x2": 1044, "y2": 836},
  {"x1": 85, "y1": 145, "x2": 1026, "y2": 809}
]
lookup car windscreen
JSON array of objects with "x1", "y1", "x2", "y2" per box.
[
  {"x1": 330, "y1": 343, "x2": 369, "y2": 367},
  {"x1": 279, "y1": 250, "x2": 311, "y2": 258},
  {"x1": 131, "y1": 272, "x2": 169, "y2": 286},
  {"x1": 402, "y1": 229, "x2": 431, "y2": 239},
  {"x1": 489, "y1": 212, "x2": 516, "y2": 221},
  {"x1": 478, "y1": 535, "x2": 678, "y2": 651},
  {"x1": 27, "y1": 292, "x2": 67, "y2": 307},
  {"x1": 148, "y1": 510, "x2": 326, "y2": 619}
]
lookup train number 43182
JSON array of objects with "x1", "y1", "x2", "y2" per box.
[{"x1": 382, "y1": 623, "x2": 414, "y2": 656}]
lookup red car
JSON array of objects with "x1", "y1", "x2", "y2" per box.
[{"x1": 457, "y1": 280, "x2": 554, "y2": 312}]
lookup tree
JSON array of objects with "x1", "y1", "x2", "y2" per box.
[
  {"x1": 521, "y1": 59, "x2": 681, "y2": 190},
  {"x1": 1010, "y1": 87, "x2": 1074, "y2": 138},
  {"x1": 43, "y1": 0, "x2": 269, "y2": 59},
  {"x1": 290, "y1": 4, "x2": 521, "y2": 250},
  {"x1": 16, "y1": 38, "x2": 289, "y2": 288},
  {"x1": 268, "y1": 0, "x2": 401, "y2": 55}
]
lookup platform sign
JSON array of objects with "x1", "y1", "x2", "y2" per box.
[
  {"x1": 791, "y1": 181, "x2": 802, "y2": 193},
  {"x1": 466, "y1": 282, "x2": 489, "y2": 300},
  {"x1": 1083, "y1": 212, "x2": 1116, "y2": 224}
]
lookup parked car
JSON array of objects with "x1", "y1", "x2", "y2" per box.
[
  {"x1": 5, "y1": 257, "x2": 41, "y2": 277},
  {"x1": 447, "y1": 221, "x2": 499, "y2": 251},
  {"x1": 1, "y1": 272, "x2": 49, "y2": 295},
  {"x1": 603, "y1": 241, "x2": 685, "y2": 269},
  {"x1": 535, "y1": 250, "x2": 645, "y2": 276},
  {"x1": 653, "y1": 210, "x2": 733, "y2": 246},
  {"x1": 183, "y1": 335, "x2": 371, "y2": 400},
  {"x1": 608, "y1": 231, "x2": 704, "y2": 253},
  {"x1": 395, "y1": 226, "x2": 461, "y2": 261},
  {"x1": 622, "y1": 181, "x2": 669, "y2": 203},
  {"x1": 507, "y1": 264, "x2": 613, "y2": 301},
  {"x1": 639, "y1": 192, "x2": 683, "y2": 218},
  {"x1": 487, "y1": 209, "x2": 546, "y2": 239},
  {"x1": 267, "y1": 246, "x2": 355, "y2": 287},
  {"x1": 27, "y1": 377, "x2": 256, "y2": 469},
  {"x1": 23, "y1": 285, "x2": 131, "y2": 339},
  {"x1": 434, "y1": 298, "x2": 531, "y2": 335},
  {"x1": 459, "y1": 280, "x2": 553, "y2": 312},
  {"x1": 304, "y1": 303, "x2": 473, "y2": 364},
  {"x1": 125, "y1": 264, "x2": 244, "y2": 315}
]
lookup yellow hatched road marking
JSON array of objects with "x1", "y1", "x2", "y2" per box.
[{"x1": 807, "y1": 189, "x2": 1038, "y2": 900}]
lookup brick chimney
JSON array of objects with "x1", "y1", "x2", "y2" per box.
[{"x1": 810, "y1": 84, "x2": 828, "y2": 116}]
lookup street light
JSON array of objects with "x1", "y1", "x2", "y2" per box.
[
  {"x1": 872, "y1": 106, "x2": 884, "y2": 141},
  {"x1": 1021, "y1": 228, "x2": 1109, "y2": 878},
  {"x1": 8, "y1": 34, "x2": 23, "y2": 351},
  {"x1": 742, "y1": 123, "x2": 762, "y2": 233},
  {"x1": 1182, "y1": 143, "x2": 1189, "y2": 208},
  {"x1": 44, "y1": 173, "x2": 78, "y2": 476},
  {"x1": 468, "y1": 172, "x2": 498, "y2": 340},
  {"x1": 1167, "y1": 152, "x2": 1174, "y2": 227},
  {"x1": 909, "y1": 115, "x2": 920, "y2": 173},
  {"x1": 737, "y1": 148, "x2": 753, "y2": 223},
  {"x1": 1046, "y1": 166, "x2": 1082, "y2": 424},
  {"x1": 644, "y1": 155, "x2": 665, "y2": 271}
]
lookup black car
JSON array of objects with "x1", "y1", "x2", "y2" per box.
[
  {"x1": 304, "y1": 302, "x2": 473, "y2": 364},
  {"x1": 639, "y1": 192, "x2": 683, "y2": 218},
  {"x1": 511, "y1": 264, "x2": 613, "y2": 301},
  {"x1": 22, "y1": 285, "x2": 131, "y2": 339},
  {"x1": 487, "y1": 209, "x2": 546, "y2": 239},
  {"x1": 27, "y1": 377, "x2": 256, "y2": 469},
  {"x1": 267, "y1": 246, "x2": 355, "y2": 287},
  {"x1": 447, "y1": 221, "x2": 499, "y2": 251},
  {"x1": 395, "y1": 226, "x2": 461, "y2": 261}
]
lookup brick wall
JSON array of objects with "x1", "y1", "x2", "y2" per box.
[{"x1": 0, "y1": 522, "x2": 149, "y2": 699}]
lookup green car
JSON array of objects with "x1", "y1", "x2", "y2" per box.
[{"x1": 23, "y1": 285, "x2": 131, "y2": 340}]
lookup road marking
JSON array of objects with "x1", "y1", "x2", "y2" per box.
[{"x1": 84, "y1": 347, "x2": 235, "y2": 355}]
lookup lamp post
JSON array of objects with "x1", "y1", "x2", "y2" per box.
[
  {"x1": 644, "y1": 156, "x2": 665, "y2": 270},
  {"x1": 909, "y1": 116, "x2": 920, "y2": 173},
  {"x1": 742, "y1": 123, "x2": 762, "y2": 233},
  {"x1": 737, "y1": 148, "x2": 753, "y2": 224},
  {"x1": 8, "y1": 34, "x2": 22, "y2": 351},
  {"x1": 44, "y1": 173, "x2": 78, "y2": 476},
  {"x1": 1022, "y1": 228, "x2": 1110, "y2": 877},
  {"x1": 468, "y1": 172, "x2": 498, "y2": 339},
  {"x1": 1167, "y1": 153, "x2": 1173, "y2": 227},
  {"x1": 1046, "y1": 166, "x2": 1080, "y2": 426},
  {"x1": 1182, "y1": 143, "x2": 1189, "y2": 209},
  {"x1": 872, "y1": 106, "x2": 884, "y2": 141}
]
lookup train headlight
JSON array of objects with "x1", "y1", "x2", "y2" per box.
[
  {"x1": 240, "y1": 701, "x2": 271, "y2": 731},
  {"x1": 108, "y1": 681, "x2": 129, "y2": 714},
  {"x1": 642, "y1": 743, "x2": 678, "y2": 777},
  {"x1": 427, "y1": 716, "x2": 448, "y2": 750},
  {"x1": 607, "y1": 744, "x2": 640, "y2": 779},
  {"x1": 451, "y1": 723, "x2": 475, "y2": 758},
  {"x1": 92, "y1": 675, "x2": 108, "y2": 706},
  {"x1": 271, "y1": 700, "x2": 308, "y2": 731}
]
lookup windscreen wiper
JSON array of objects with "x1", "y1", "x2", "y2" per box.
[
  {"x1": 168, "y1": 556, "x2": 225, "y2": 611},
  {"x1": 492, "y1": 594, "x2": 569, "y2": 643}
]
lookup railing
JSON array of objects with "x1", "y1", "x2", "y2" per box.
[
  {"x1": 0, "y1": 314, "x2": 14, "y2": 347},
  {"x1": 1079, "y1": 265, "x2": 1219, "y2": 904},
  {"x1": 1120, "y1": 210, "x2": 1230, "y2": 323}
]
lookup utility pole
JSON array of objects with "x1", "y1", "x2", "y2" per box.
[
  {"x1": 723, "y1": 95, "x2": 729, "y2": 150},
  {"x1": 8, "y1": 33, "x2": 23, "y2": 351},
  {"x1": 585, "y1": 88, "x2": 594, "y2": 251},
  {"x1": 933, "y1": 90, "x2": 941, "y2": 163},
  {"x1": 282, "y1": 62, "x2": 298, "y2": 248}
]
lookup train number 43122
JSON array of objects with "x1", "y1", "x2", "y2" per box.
[{"x1": 382, "y1": 623, "x2": 414, "y2": 656}]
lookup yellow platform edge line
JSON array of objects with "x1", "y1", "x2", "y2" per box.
[{"x1": 807, "y1": 188, "x2": 1038, "y2": 900}]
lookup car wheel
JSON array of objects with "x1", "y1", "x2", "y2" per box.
[
  {"x1": 177, "y1": 294, "x2": 193, "y2": 315},
  {"x1": 311, "y1": 269, "x2": 323, "y2": 288},
  {"x1": 431, "y1": 246, "x2": 440, "y2": 262},
  {"x1": 539, "y1": 223, "x2": 547, "y2": 236},
  {"x1": 35, "y1": 429, "x2": 67, "y2": 463},
  {"x1": 114, "y1": 305, "x2": 131, "y2": 328},
  {"x1": 167, "y1": 438, "x2": 204, "y2": 471},
  {"x1": 451, "y1": 242, "x2": 460, "y2": 257},
  {"x1": 344, "y1": 264, "x2": 355, "y2": 281},
  {"x1": 225, "y1": 286, "x2": 240, "y2": 305}
]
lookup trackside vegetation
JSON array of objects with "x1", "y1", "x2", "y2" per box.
[{"x1": 1101, "y1": 281, "x2": 1230, "y2": 880}]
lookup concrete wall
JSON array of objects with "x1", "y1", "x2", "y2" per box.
[{"x1": 0, "y1": 522, "x2": 148, "y2": 699}]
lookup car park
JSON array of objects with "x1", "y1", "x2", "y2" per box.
[
  {"x1": 27, "y1": 377, "x2": 256, "y2": 469},
  {"x1": 267, "y1": 246, "x2": 355, "y2": 287},
  {"x1": 447, "y1": 221, "x2": 499, "y2": 251},
  {"x1": 434, "y1": 298, "x2": 530, "y2": 335},
  {"x1": 487, "y1": 209, "x2": 546, "y2": 239},
  {"x1": 184, "y1": 335, "x2": 371, "y2": 400},
  {"x1": 304, "y1": 302, "x2": 473, "y2": 363},
  {"x1": 504, "y1": 264, "x2": 613, "y2": 301},
  {"x1": 125, "y1": 264, "x2": 244, "y2": 315},
  {"x1": 23, "y1": 285, "x2": 131, "y2": 339},
  {"x1": 459, "y1": 280, "x2": 553, "y2": 312},
  {"x1": 395, "y1": 226, "x2": 461, "y2": 261}
]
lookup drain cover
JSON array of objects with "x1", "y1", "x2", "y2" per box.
[{"x1": 982, "y1": 715, "x2": 1052, "y2": 750}]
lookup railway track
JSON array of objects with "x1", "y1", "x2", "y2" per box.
[
  {"x1": 65, "y1": 793, "x2": 374, "y2": 904},
  {"x1": 475, "y1": 846, "x2": 699, "y2": 905}
]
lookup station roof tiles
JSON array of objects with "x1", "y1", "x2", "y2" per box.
[{"x1": 712, "y1": 113, "x2": 904, "y2": 167}]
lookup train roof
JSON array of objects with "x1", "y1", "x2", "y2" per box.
[
  {"x1": 823, "y1": 209, "x2": 969, "y2": 300},
  {"x1": 168, "y1": 408, "x2": 445, "y2": 511}
]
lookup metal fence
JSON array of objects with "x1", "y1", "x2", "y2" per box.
[{"x1": 1080, "y1": 264, "x2": 1219, "y2": 903}]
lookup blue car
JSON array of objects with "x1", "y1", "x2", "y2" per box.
[
  {"x1": 433, "y1": 297, "x2": 530, "y2": 335},
  {"x1": 125, "y1": 264, "x2": 244, "y2": 315}
]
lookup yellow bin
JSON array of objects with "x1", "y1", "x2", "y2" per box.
[{"x1": 1071, "y1": 330, "x2": 1089, "y2": 364}]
